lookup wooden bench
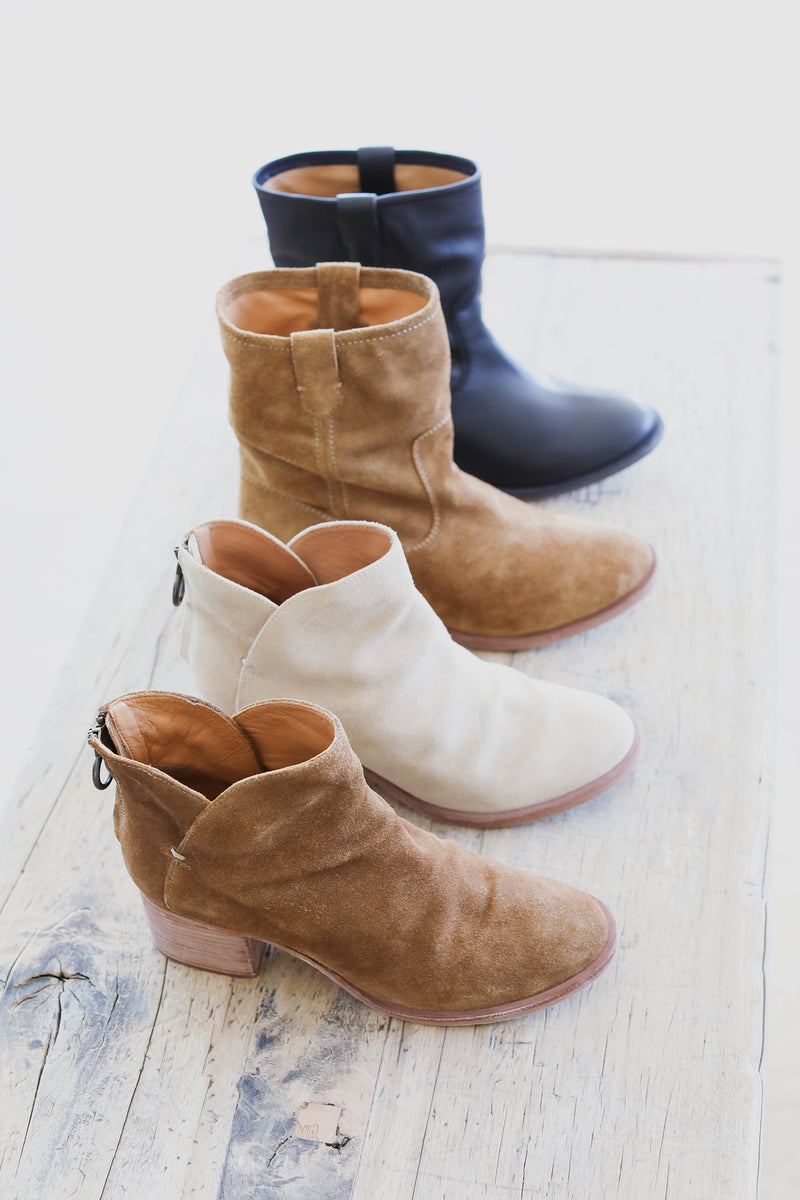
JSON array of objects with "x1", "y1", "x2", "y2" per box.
[{"x1": 0, "y1": 247, "x2": 778, "y2": 1199}]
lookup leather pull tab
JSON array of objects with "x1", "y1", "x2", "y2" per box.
[
  {"x1": 336, "y1": 193, "x2": 381, "y2": 264},
  {"x1": 290, "y1": 328, "x2": 340, "y2": 417},
  {"x1": 357, "y1": 146, "x2": 396, "y2": 194},
  {"x1": 316, "y1": 262, "x2": 362, "y2": 331}
]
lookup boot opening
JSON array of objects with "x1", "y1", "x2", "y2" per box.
[
  {"x1": 264, "y1": 162, "x2": 468, "y2": 198},
  {"x1": 235, "y1": 702, "x2": 338, "y2": 770},
  {"x1": 190, "y1": 520, "x2": 316, "y2": 604},
  {"x1": 102, "y1": 695, "x2": 339, "y2": 798},
  {"x1": 227, "y1": 284, "x2": 425, "y2": 336},
  {"x1": 189, "y1": 519, "x2": 392, "y2": 598},
  {"x1": 103, "y1": 694, "x2": 262, "y2": 800},
  {"x1": 289, "y1": 523, "x2": 392, "y2": 584}
]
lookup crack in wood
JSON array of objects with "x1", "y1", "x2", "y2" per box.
[
  {"x1": 98, "y1": 965, "x2": 168, "y2": 1200},
  {"x1": 410, "y1": 1034, "x2": 446, "y2": 1200},
  {"x1": 17, "y1": 969, "x2": 91, "y2": 988},
  {"x1": 266, "y1": 1136, "x2": 290, "y2": 1169},
  {"x1": 16, "y1": 1032, "x2": 51, "y2": 1173}
]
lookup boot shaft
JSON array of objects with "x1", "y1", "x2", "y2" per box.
[
  {"x1": 254, "y1": 148, "x2": 485, "y2": 325},
  {"x1": 89, "y1": 693, "x2": 357, "y2": 909}
]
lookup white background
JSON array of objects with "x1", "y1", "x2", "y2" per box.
[{"x1": 1, "y1": 1, "x2": 797, "y2": 1193}]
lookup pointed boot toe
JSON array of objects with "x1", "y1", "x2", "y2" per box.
[
  {"x1": 174, "y1": 518, "x2": 639, "y2": 827},
  {"x1": 218, "y1": 262, "x2": 655, "y2": 647},
  {"x1": 253, "y1": 146, "x2": 663, "y2": 497},
  {"x1": 89, "y1": 693, "x2": 617, "y2": 1024}
]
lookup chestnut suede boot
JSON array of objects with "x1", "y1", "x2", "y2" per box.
[
  {"x1": 89, "y1": 692, "x2": 617, "y2": 1024},
  {"x1": 253, "y1": 146, "x2": 663, "y2": 497},
  {"x1": 218, "y1": 262, "x2": 655, "y2": 650},
  {"x1": 173, "y1": 518, "x2": 638, "y2": 828}
]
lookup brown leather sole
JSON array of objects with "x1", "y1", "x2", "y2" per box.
[
  {"x1": 364, "y1": 723, "x2": 640, "y2": 828},
  {"x1": 447, "y1": 552, "x2": 657, "y2": 651},
  {"x1": 141, "y1": 894, "x2": 617, "y2": 1026}
]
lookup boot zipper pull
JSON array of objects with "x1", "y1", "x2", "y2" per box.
[
  {"x1": 88, "y1": 709, "x2": 113, "y2": 790},
  {"x1": 172, "y1": 537, "x2": 189, "y2": 606}
]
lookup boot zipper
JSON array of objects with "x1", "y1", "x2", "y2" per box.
[{"x1": 88, "y1": 709, "x2": 113, "y2": 790}]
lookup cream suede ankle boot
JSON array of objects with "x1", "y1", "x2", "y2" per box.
[
  {"x1": 218, "y1": 262, "x2": 655, "y2": 650},
  {"x1": 89, "y1": 692, "x2": 617, "y2": 1024},
  {"x1": 173, "y1": 518, "x2": 638, "y2": 828}
]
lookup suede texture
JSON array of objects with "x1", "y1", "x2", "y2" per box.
[
  {"x1": 218, "y1": 264, "x2": 654, "y2": 638},
  {"x1": 90, "y1": 692, "x2": 610, "y2": 1012},
  {"x1": 177, "y1": 518, "x2": 636, "y2": 818}
]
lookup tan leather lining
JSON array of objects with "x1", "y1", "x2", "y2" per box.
[
  {"x1": 289, "y1": 524, "x2": 392, "y2": 584},
  {"x1": 227, "y1": 285, "x2": 425, "y2": 336},
  {"x1": 193, "y1": 520, "x2": 317, "y2": 602},
  {"x1": 234, "y1": 704, "x2": 337, "y2": 770},
  {"x1": 193, "y1": 519, "x2": 391, "y2": 596},
  {"x1": 264, "y1": 163, "x2": 468, "y2": 197},
  {"x1": 104, "y1": 694, "x2": 337, "y2": 794},
  {"x1": 105, "y1": 694, "x2": 262, "y2": 800}
]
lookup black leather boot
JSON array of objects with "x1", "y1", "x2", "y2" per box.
[{"x1": 253, "y1": 147, "x2": 663, "y2": 498}]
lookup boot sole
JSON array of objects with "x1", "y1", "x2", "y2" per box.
[
  {"x1": 142, "y1": 895, "x2": 617, "y2": 1026},
  {"x1": 499, "y1": 415, "x2": 665, "y2": 500},
  {"x1": 447, "y1": 553, "x2": 656, "y2": 651},
  {"x1": 363, "y1": 722, "x2": 639, "y2": 828}
]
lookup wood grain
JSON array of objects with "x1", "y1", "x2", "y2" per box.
[{"x1": 0, "y1": 248, "x2": 778, "y2": 1198}]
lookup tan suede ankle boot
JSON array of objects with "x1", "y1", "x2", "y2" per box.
[
  {"x1": 88, "y1": 692, "x2": 616, "y2": 1025},
  {"x1": 218, "y1": 262, "x2": 655, "y2": 650}
]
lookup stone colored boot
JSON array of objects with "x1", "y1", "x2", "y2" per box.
[
  {"x1": 174, "y1": 518, "x2": 638, "y2": 828},
  {"x1": 218, "y1": 262, "x2": 656, "y2": 651},
  {"x1": 253, "y1": 146, "x2": 663, "y2": 497},
  {"x1": 89, "y1": 692, "x2": 616, "y2": 1024}
]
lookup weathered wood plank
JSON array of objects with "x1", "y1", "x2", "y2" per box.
[
  {"x1": 0, "y1": 275, "x2": 396, "y2": 1199},
  {"x1": 0, "y1": 248, "x2": 778, "y2": 1199},
  {"x1": 352, "y1": 253, "x2": 778, "y2": 1199}
]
